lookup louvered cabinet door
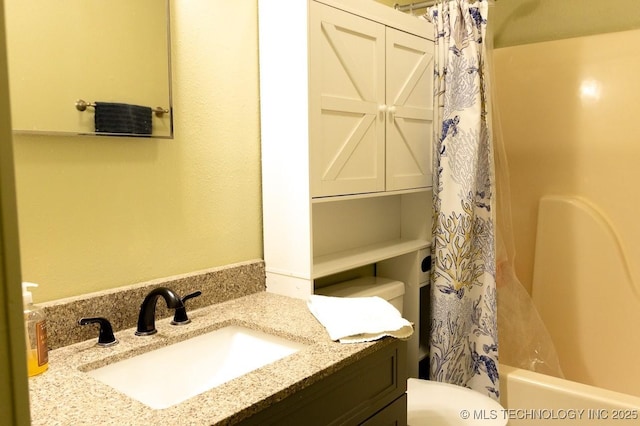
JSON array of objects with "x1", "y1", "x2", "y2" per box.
[
  {"x1": 309, "y1": 2, "x2": 386, "y2": 198},
  {"x1": 385, "y1": 27, "x2": 433, "y2": 192}
]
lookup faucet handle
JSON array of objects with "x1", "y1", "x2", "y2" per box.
[
  {"x1": 171, "y1": 291, "x2": 202, "y2": 325},
  {"x1": 79, "y1": 317, "x2": 119, "y2": 347}
]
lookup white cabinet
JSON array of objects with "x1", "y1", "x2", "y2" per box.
[
  {"x1": 309, "y1": 2, "x2": 433, "y2": 197},
  {"x1": 259, "y1": 0, "x2": 433, "y2": 377}
]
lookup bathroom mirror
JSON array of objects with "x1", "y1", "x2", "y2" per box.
[{"x1": 4, "y1": 0, "x2": 173, "y2": 138}]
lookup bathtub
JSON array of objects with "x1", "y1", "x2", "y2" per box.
[{"x1": 499, "y1": 364, "x2": 640, "y2": 425}]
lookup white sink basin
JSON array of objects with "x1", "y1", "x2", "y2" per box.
[{"x1": 86, "y1": 325, "x2": 307, "y2": 409}]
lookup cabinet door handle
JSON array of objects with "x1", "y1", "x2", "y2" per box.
[
  {"x1": 387, "y1": 105, "x2": 397, "y2": 116},
  {"x1": 378, "y1": 104, "x2": 388, "y2": 119}
]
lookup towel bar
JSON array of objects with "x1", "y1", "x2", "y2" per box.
[{"x1": 75, "y1": 99, "x2": 169, "y2": 117}]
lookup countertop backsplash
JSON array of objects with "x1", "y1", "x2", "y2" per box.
[{"x1": 41, "y1": 259, "x2": 266, "y2": 349}]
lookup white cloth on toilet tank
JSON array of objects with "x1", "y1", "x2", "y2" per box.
[{"x1": 307, "y1": 294, "x2": 414, "y2": 343}]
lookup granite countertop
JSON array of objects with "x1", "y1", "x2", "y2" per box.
[{"x1": 28, "y1": 291, "x2": 390, "y2": 425}]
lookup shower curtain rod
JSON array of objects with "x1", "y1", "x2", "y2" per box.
[{"x1": 395, "y1": 0, "x2": 497, "y2": 12}]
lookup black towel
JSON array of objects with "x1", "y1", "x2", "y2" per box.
[{"x1": 94, "y1": 102, "x2": 152, "y2": 135}]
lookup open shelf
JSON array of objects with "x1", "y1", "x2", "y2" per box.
[{"x1": 313, "y1": 238, "x2": 430, "y2": 279}]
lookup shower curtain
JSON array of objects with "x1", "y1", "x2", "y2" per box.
[{"x1": 427, "y1": 0, "x2": 499, "y2": 399}]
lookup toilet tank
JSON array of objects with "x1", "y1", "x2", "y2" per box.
[{"x1": 316, "y1": 276, "x2": 405, "y2": 314}]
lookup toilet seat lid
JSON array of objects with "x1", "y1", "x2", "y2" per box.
[{"x1": 407, "y1": 378, "x2": 507, "y2": 425}]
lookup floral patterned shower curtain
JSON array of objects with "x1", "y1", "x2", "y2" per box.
[{"x1": 427, "y1": 0, "x2": 499, "y2": 399}]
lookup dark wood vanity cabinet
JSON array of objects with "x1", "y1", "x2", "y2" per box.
[{"x1": 238, "y1": 339, "x2": 408, "y2": 426}]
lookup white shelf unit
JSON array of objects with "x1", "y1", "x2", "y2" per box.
[
  {"x1": 313, "y1": 238, "x2": 427, "y2": 279},
  {"x1": 259, "y1": 0, "x2": 434, "y2": 378}
]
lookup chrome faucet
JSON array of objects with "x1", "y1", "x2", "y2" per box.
[{"x1": 135, "y1": 287, "x2": 185, "y2": 336}]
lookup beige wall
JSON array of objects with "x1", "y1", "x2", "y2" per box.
[{"x1": 11, "y1": 1, "x2": 262, "y2": 302}]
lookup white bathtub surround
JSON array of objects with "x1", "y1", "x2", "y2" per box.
[
  {"x1": 500, "y1": 364, "x2": 640, "y2": 426},
  {"x1": 533, "y1": 195, "x2": 640, "y2": 397},
  {"x1": 494, "y1": 24, "x2": 640, "y2": 398},
  {"x1": 428, "y1": 0, "x2": 499, "y2": 399}
]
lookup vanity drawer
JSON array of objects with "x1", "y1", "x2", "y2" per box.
[
  {"x1": 238, "y1": 339, "x2": 407, "y2": 425},
  {"x1": 360, "y1": 393, "x2": 407, "y2": 426}
]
